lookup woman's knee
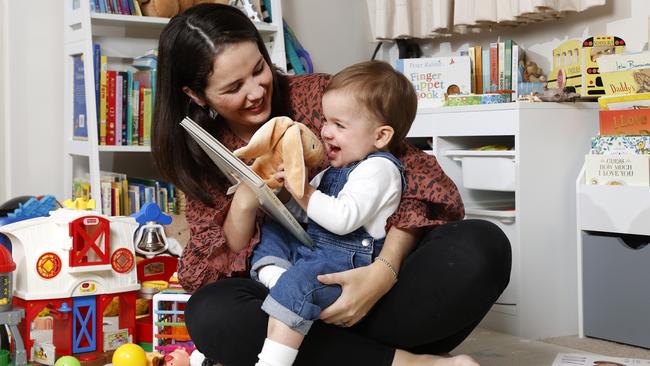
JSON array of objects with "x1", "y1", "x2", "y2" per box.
[
  {"x1": 185, "y1": 278, "x2": 268, "y2": 362},
  {"x1": 420, "y1": 219, "x2": 512, "y2": 290}
]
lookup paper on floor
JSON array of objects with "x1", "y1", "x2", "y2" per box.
[{"x1": 553, "y1": 353, "x2": 650, "y2": 366}]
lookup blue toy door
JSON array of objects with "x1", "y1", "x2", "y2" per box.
[{"x1": 72, "y1": 296, "x2": 97, "y2": 353}]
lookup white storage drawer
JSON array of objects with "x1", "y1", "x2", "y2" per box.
[{"x1": 447, "y1": 150, "x2": 516, "y2": 191}]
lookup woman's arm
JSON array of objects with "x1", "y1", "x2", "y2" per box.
[
  {"x1": 223, "y1": 183, "x2": 260, "y2": 252},
  {"x1": 178, "y1": 182, "x2": 262, "y2": 293},
  {"x1": 318, "y1": 226, "x2": 422, "y2": 326}
]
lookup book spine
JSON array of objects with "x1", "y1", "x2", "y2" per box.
[
  {"x1": 599, "y1": 109, "x2": 650, "y2": 135},
  {"x1": 482, "y1": 48, "x2": 490, "y2": 94},
  {"x1": 143, "y1": 88, "x2": 153, "y2": 146},
  {"x1": 504, "y1": 40, "x2": 513, "y2": 93},
  {"x1": 106, "y1": 70, "x2": 116, "y2": 145},
  {"x1": 474, "y1": 45, "x2": 482, "y2": 95},
  {"x1": 101, "y1": 181, "x2": 112, "y2": 215},
  {"x1": 468, "y1": 47, "x2": 476, "y2": 94},
  {"x1": 126, "y1": 71, "x2": 133, "y2": 145},
  {"x1": 72, "y1": 54, "x2": 88, "y2": 140},
  {"x1": 489, "y1": 43, "x2": 498, "y2": 92},
  {"x1": 99, "y1": 56, "x2": 108, "y2": 145},
  {"x1": 138, "y1": 85, "x2": 145, "y2": 145},
  {"x1": 115, "y1": 73, "x2": 123, "y2": 146},
  {"x1": 120, "y1": 71, "x2": 128, "y2": 145},
  {"x1": 511, "y1": 44, "x2": 520, "y2": 99},
  {"x1": 132, "y1": 81, "x2": 140, "y2": 145},
  {"x1": 93, "y1": 43, "x2": 100, "y2": 116},
  {"x1": 498, "y1": 41, "x2": 505, "y2": 90}
]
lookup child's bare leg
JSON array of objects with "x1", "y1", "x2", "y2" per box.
[
  {"x1": 267, "y1": 316, "x2": 305, "y2": 349},
  {"x1": 393, "y1": 349, "x2": 479, "y2": 366},
  {"x1": 255, "y1": 317, "x2": 305, "y2": 366}
]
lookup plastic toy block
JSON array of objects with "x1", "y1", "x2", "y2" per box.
[{"x1": 8, "y1": 196, "x2": 57, "y2": 220}]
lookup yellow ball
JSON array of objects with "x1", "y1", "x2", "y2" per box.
[{"x1": 112, "y1": 343, "x2": 146, "y2": 366}]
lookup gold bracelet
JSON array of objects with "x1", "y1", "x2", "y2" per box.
[{"x1": 374, "y1": 256, "x2": 398, "y2": 281}]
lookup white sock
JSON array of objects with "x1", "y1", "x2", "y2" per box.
[
  {"x1": 258, "y1": 265, "x2": 286, "y2": 288},
  {"x1": 255, "y1": 338, "x2": 299, "y2": 366}
]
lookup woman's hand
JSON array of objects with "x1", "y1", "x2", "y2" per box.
[{"x1": 318, "y1": 261, "x2": 396, "y2": 327}]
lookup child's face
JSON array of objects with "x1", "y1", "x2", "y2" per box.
[{"x1": 321, "y1": 90, "x2": 384, "y2": 168}]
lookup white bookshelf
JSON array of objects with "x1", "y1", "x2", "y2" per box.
[
  {"x1": 408, "y1": 101, "x2": 599, "y2": 339},
  {"x1": 63, "y1": 0, "x2": 286, "y2": 208}
]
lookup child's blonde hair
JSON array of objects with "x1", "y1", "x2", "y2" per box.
[{"x1": 325, "y1": 60, "x2": 417, "y2": 155}]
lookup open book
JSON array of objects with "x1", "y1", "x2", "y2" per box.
[{"x1": 180, "y1": 117, "x2": 313, "y2": 248}]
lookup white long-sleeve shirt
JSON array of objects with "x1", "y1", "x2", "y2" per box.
[{"x1": 287, "y1": 156, "x2": 402, "y2": 239}]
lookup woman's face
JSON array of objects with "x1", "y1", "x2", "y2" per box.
[{"x1": 203, "y1": 41, "x2": 273, "y2": 140}]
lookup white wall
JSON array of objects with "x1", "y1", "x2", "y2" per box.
[
  {"x1": 0, "y1": 0, "x2": 7, "y2": 203},
  {"x1": 5, "y1": 0, "x2": 64, "y2": 201},
  {"x1": 282, "y1": 0, "x2": 376, "y2": 74}
]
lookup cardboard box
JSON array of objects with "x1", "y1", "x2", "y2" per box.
[
  {"x1": 585, "y1": 154, "x2": 650, "y2": 186},
  {"x1": 599, "y1": 109, "x2": 650, "y2": 135}
]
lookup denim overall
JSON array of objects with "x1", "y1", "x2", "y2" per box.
[{"x1": 250, "y1": 151, "x2": 405, "y2": 335}]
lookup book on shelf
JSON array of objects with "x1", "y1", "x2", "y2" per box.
[
  {"x1": 99, "y1": 55, "x2": 108, "y2": 145},
  {"x1": 481, "y1": 48, "x2": 490, "y2": 93},
  {"x1": 92, "y1": 45, "x2": 156, "y2": 146},
  {"x1": 72, "y1": 54, "x2": 88, "y2": 140},
  {"x1": 396, "y1": 56, "x2": 471, "y2": 108},
  {"x1": 489, "y1": 42, "x2": 499, "y2": 92},
  {"x1": 179, "y1": 116, "x2": 314, "y2": 247},
  {"x1": 585, "y1": 154, "x2": 650, "y2": 186},
  {"x1": 74, "y1": 172, "x2": 176, "y2": 216},
  {"x1": 591, "y1": 135, "x2": 650, "y2": 155},
  {"x1": 599, "y1": 109, "x2": 650, "y2": 135}
]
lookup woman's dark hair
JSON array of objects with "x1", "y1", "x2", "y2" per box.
[{"x1": 152, "y1": 3, "x2": 290, "y2": 205}]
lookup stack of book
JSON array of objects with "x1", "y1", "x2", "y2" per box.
[
  {"x1": 89, "y1": 0, "x2": 143, "y2": 15},
  {"x1": 585, "y1": 93, "x2": 650, "y2": 186},
  {"x1": 73, "y1": 173, "x2": 177, "y2": 217}
]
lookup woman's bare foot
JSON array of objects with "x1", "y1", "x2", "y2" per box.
[{"x1": 393, "y1": 349, "x2": 479, "y2": 366}]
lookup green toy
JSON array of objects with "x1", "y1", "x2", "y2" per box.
[{"x1": 54, "y1": 355, "x2": 81, "y2": 366}]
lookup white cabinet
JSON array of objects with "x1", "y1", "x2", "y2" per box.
[
  {"x1": 408, "y1": 102, "x2": 598, "y2": 339},
  {"x1": 63, "y1": 0, "x2": 286, "y2": 207}
]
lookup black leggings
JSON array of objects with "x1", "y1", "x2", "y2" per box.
[{"x1": 184, "y1": 219, "x2": 511, "y2": 366}]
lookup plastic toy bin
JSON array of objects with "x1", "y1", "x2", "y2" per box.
[
  {"x1": 582, "y1": 231, "x2": 650, "y2": 348},
  {"x1": 447, "y1": 150, "x2": 516, "y2": 191}
]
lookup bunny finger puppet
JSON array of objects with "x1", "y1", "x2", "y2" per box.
[{"x1": 234, "y1": 116, "x2": 324, "y2": 198}]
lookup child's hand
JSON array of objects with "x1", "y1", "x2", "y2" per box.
[{"x1": 274, "y1": 164, "x2": 313, "y2": 210}]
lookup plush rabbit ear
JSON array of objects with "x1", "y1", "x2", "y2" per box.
[
  {"x1": 233, "y1": 117, "x2": 294, "y2": 159},
  {"x1": 281, "y1": 124, "x2": 306, "y2": 198}
]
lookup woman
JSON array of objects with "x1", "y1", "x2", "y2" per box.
[{"x1": 152, "y1": 4, "x2": 511, "y2": 366}]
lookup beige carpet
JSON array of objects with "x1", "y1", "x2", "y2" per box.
[{"x1": 454, "y1": 328, "x2": 650, "y2": 366}]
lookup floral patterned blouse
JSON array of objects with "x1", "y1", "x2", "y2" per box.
[{"x1": 177, "y1": 73, "x2": 465, "y2": 293}]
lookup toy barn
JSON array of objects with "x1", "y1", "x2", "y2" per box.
[{"x1": 0, "y1": 208, "x2": 139, "y2": 364}]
